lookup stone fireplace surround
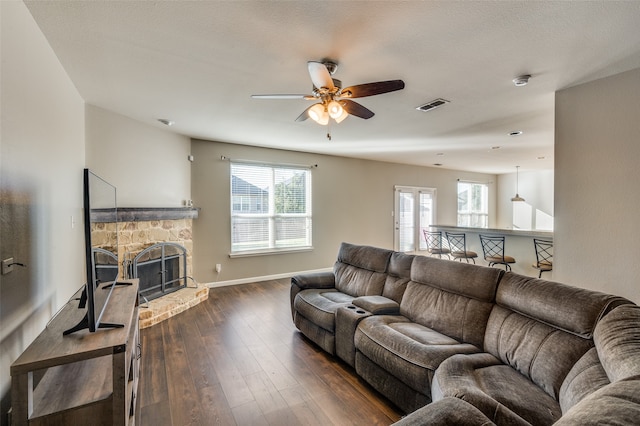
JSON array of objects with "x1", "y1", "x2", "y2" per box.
[{"x1": 92, "y1": 207, "x2": 208, "y2": 329}]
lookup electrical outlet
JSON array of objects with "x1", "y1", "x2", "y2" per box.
[
  {"x1": 2, "y1": 258, "x2": 14, "y2": 275},
  {"x1": 215, "y1": 264, "x2": 222, "y2": 273}
]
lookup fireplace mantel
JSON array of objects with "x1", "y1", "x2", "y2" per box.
[{"x1": 93, "y1": 207, "x2": 199, "y2": 222}]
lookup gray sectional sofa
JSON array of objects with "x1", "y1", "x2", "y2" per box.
[{"x1": 290, "y1": 242, "x2": 640, "y2": 425}]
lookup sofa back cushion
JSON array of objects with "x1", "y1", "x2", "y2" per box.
[
  {"x1": 399, "y1": 256, "x2": 503, "y2": 349},
  {"x1": 559, "y1": 347, "x2": 610, "y2": 413},
  {"x1": 485, "y1": 273, "x2": 630, "y2": 401},
  {"x1": 382, "y1": 251, "x2": 414, "y2": 303},
  {"x1": 333, "y1": 242, "x2": 392, "y2": 297},
  {"x1": 593, "y1": 304, "x2": 640, "y2": 383}
]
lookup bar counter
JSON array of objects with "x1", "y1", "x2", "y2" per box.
[{"x1": 430, "y1": 225, "x2": 553, "y2": 277}]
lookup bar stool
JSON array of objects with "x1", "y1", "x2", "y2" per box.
[
  {"x1": 445, "y1": 232, "x2": 477, "y2": 264},
  {"x1": 423, "y1": 230, "x2": 450, "y2": 259},
  {"x1": 532, "y1": 238, "x2": 553, "y2": 278},
  {"x1": 479, "y1": 234, "x2": 516, "y2": 271}
]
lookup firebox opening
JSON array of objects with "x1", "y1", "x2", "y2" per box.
[{"x1": 129, "y1": 242, "x2": 187, "y2": 302}]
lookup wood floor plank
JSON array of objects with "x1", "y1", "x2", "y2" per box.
[
  {"x1": 232, "y1": 400, "x2": 269, "y2": 426},
  {"x1": 140, "y1": 400, "x2": 172, "y2": 426},
  {"x1": 201, "y1": 333, "x2": 255, "y2": 409},
  {"x1": 162, "y1": 319, "x2": 204, "y2": 425},
  {"x1": 248, "y1": 345, "x2": 299, "y2": 391},
  {"x1": 176, "y1": 306, "x2": 221, "y2": 390},
  {"x1": 139, "y1": 317, "x2": 168, "y2": 407},
  {"x1": 139, "y1": 279, "x2": 402, "y2": 425},
  {"x1": 198, "y1": 383, "x2": 237, "y2": 426}
]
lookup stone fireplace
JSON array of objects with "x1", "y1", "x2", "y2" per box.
[{"x1": 92, "y1": 207, "x2": 208, "y2": 329}]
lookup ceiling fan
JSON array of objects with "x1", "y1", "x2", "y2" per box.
[{"x1": 251, "y1": 60, "x2": 405, "y2": 126}]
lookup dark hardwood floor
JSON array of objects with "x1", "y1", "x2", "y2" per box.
[{"x1": 139, "y1": 279, "x2": 403, "y2": 425}]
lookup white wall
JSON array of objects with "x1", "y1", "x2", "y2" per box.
[
  {"x1": 496, "y1": 169, "x2": 554, "y2": 231},
  {"x1": 555, "y1": 67, "x2": 640, "y2": 303},
  {"x1": 85, "y1": 105, "x2": 191, "y2": 207},
  {"x1": 191, "y1": 140, "x2": 496, "y2": 284},
  {"x1": 0, "y1": 1, "x2": 85, "y2": 418}
]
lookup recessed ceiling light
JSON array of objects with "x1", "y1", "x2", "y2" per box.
[
  {"x1": 157, "y1": 118, "x2": 174, "y2": 126},
  {"x1": 512, "y1": 75, "x2": 531, "y2": 87},
  {"x1": 491, "y1": 146, "x2": 501, "y2": 150},
  {"x1": 509, "y1": 131, "x2": 523, "y2": 136}
]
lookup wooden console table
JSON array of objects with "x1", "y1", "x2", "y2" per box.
[{"x1": 10, "y1": 280, "x2": 140, "y2": 426}]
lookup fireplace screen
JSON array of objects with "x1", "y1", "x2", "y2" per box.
[{"x1": 129, "y1": 242, "x2": 187, "y2": 302}]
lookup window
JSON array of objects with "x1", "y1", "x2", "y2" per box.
[
  {"x1": 231, "y1": 162, "x2": 312, "y2": 254},
  {"x1": 457, "y1": 181, "x2": 488, "y2": 228}
]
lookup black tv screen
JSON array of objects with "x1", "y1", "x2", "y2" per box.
[{"x1": 64, "y1": 169, "x2": 122, "y2": 335}]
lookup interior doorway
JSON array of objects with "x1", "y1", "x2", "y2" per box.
[{"x1": 394, "y1": 186, "x2": 436, "y2": 253}]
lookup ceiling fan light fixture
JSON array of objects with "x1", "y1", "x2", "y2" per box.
[
  {"x1": 334, "y1": 107, "x2": 349, "y2": 123},
  {"x1": 308, "y1": 103, "x2": 329, "y2": 125},
  {"x1": 327, "y1": 100, "x2": 343, "y2": 119}
]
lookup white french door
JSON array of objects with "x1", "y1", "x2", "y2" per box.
[{"x1": 394, "y1": 186, "x2": 436, "y2": 253}]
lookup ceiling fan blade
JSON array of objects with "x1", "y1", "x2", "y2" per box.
[
  {"x1": 251, "y1": 94, "x2": 315, "y2": 100},
  {"x1": 340, "y1": 99, "x2": 375, "y2": 119},
  {"x1": 295, "y1": 104, "x2": 316, "y2": 122},
  {"x1": 308, "y1": 61, "x2": 334, "y2": 90},
  {"x1": 340, "y1": 80, "x2": 405, "y2": 98}
]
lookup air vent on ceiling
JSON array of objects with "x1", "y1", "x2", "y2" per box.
[{"x1": 416, "y1": 98, "x2": 450, "y2": 112}]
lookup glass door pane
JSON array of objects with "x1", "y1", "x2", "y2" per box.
[
  {"x1": 419, "y1": 191, "x2": 434, "y2": 251},
  {"x1": 394, "y1": 186, "x2": 436, "y2": 253}
]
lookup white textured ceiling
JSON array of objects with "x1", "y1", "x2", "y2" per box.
[{"x1": 25, "y1": 1, "x2": 640, "y2": 174}]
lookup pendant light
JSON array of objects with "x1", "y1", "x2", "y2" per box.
[{"x1": 511, "y1": 166, "x2": 525, "y2": 202}]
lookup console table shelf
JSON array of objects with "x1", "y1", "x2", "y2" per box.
[{"x1": 10, "y1": 280, "x2": 140, "y2": 426}]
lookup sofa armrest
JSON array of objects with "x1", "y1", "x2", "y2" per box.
[
  {"x1": 353, "y1": 295, "x2": 400, "y2": 315},
  {"x1": 290, "y1": 271, "x2": 336, "y2": 321},
  {"x1": 291, "y1": 271, "x2": 336, "y2": 290}
]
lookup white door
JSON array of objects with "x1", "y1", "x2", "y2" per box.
[{"x1": 394, "y1": 186, "x2": 436, "y2": 252}]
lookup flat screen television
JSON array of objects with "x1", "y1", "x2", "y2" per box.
[{"x1": 64, "y1": 169, "x2": 125, "y2": 335}]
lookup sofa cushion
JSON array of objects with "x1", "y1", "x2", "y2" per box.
[
  {"x1": 336, "y1": 242, "x2": 392, "y2": 273},
  {"x1": 554, "y1": 379, "x2": 640, "y2": 426},
  {"x1": 484, "y1": 305, "x2": 594, "y2": 401},
  {"x1": 495, "y1": 274, "x2": 629, "y2": 338},
  {"x1": 432, "y1": 353, "x2": 562, "y2": 425},
  {"x1": 593, "y1": 304, "x2": 640, "y2": 383},
  {"x1": 484, "y1": 273, "x2": 629, "y2": 401},
  {"x1": 294, "y1": 289, "x2": 354, "y2": 332},
  {"x1": 355, "y1": 315, "x2": 480, "y2": 397},
  {"x1": 409, "y1": 256, "x2": 502, "y2": 302},
  {"x1": 383, "y1": 251, "x2": 414, "y2": 303},
  {"x1": 399, "y1": 257, "x2": 503, "y2": 349},
  {"x1": 559, "y1": 347, "x2": 609, "y2": 414},
  {"x1": 333, "y1": 243, "x2": 392, "y2": 297}
]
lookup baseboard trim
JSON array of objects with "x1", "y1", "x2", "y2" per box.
[{"x1": 205, "y1": 267, "x2": 333, "y2": 288}]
